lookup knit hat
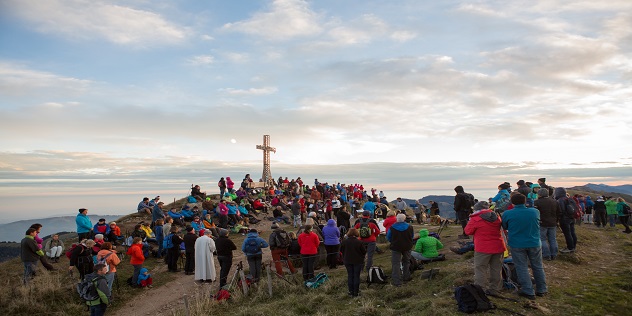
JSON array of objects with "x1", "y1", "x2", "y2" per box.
[
  {"x1": 473, "y1": 201, "x2": 490, "y2": 211},
  {"x1": 271, "y1": 222, "x2": 280, "y2": 230},
  {"x1": 537, "y1": 188, "x2": 549, "y2": 198}
]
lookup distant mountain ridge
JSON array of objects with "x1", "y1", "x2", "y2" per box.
[
  {"x1": 0, "y1": 214, "x2": 122, "y2": 243},
  {"x1": 580, "y1": 183, "x2": 632, "y2": 196}
]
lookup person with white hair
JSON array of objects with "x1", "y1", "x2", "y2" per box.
[
  {"x1": 386, "y1": 214, "x2": 414, "y2": 286},
  {"x1": 194, "y1": 229, "x2": 217, "y2": 282}
]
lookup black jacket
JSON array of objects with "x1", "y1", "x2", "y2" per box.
[
  {"x1": 534, "y1": 197, "x2": 561, "y2": 227},
  {"x1": 183, "y1": 233, "x2": 197, "y2": 252},
  {"x1": 215, "y1": 236, "x2": 237, "y2": 257},
  {"x1": 340, "y1": 237, "x2": 366, "y2": 265}
]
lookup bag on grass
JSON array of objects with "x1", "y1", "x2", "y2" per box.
[
  {"x1": 454, "y1": 283, "x2": 495, "y2": 313},
  {"x1": 305, "y1": 272, "x2": 328, "y2": 289},
  {"x1": 214, "y1": 288, "x2": 231, "y2": 301},
  {"x1": 367, "y1": 266, "x2": 388, "y2": 285}
]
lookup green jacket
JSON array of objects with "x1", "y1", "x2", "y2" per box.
[
  {"x1": 83, "y1": 273, "x2": 110, "y2": 306},
  {"x1": 616, "y1": 202, "x2": 630, "y2": 216},
  {"x1": 413, "y1": 229, "x2": 443, "y2": 258},
  {"x1": 605, "y1": 200, "x2": 618, "y2": 215}
]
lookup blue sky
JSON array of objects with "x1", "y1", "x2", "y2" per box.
[{"x1": 1, "y1": 0, "x2": 632, "y2": 221}]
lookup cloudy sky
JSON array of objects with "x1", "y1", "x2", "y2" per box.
[{"x1": 1, "y1": 0, "x2": 632, "y2": 222}]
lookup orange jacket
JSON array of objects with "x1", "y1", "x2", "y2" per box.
[
  {"x1": 110, "y1": 225, "x2": 122, "y2": 237},
  {"x1": 126, "y1": 243, "x2": 145, "y2": 265}
]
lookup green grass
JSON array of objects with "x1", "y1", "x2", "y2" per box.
[{"x1": 170, "y1": 223, "x2": 632, "y2": 316}]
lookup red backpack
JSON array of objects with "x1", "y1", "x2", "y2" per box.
[{"x1": 65, "y1": 243, "x2": 79, "y2": 259}]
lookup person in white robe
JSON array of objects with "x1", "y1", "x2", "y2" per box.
[{"x1": 194, "y1": 230, "x2": 216, "y2": 282}]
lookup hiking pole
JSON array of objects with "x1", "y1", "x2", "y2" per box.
[{"x1": 238, "y1": 261, "x2": 248, "y2": 296}]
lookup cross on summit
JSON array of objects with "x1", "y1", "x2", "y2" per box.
[{"x1": 256, "y1": 135, "x2": 276, "y2": 184}]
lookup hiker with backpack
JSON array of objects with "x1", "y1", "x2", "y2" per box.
[
  {"x1": 554, "y1": 188, "x2": 578, "y2": 253},
  {"x1": 81, "y1": 263, "x2": 111, "y2": 316},
  {"x1": 353, "y1": 210, "x2": 380, "y2": 271},
  {"x1": 386, "y1": 214, "x2": 414, "y2": 287},
  {"x1": 501, "y1": 193, "x2": 548, "y2": 300},
  {"x1": 464, "y1": 201, "x2": 505, "y2": 296},
  {"x1": 454, "y1": 186, "x2": 474, "y2": 239},
  {"x1": 322, "y1": 219, "x2": 341, "y2": 269},
  {"x1": 165, "y1": 226, "x2": 184, "y2": 273},
  {"x1": 533, "y1": 188, "x2": 561, "y2": 260},
  {"x1": 242, "y1": 229, "x2": 269, "y2": 282},
  {"x1": 96, "y1": 242, "x2": 120, "y2": 293},
  {"x1": 215, "y1": 229, "x2": 237, "y2": 288},
  {"x1": 269, "y1": 222, "x2": 296, "y2": 276},
  {"x1": 340, "y1": 228, "x2": 366, "y2": 297},
  {"x1": 491, "y1": 183, "x2": 511, "y2": 214},
  {"x1": 69, "y1": 239, "x2": 96, "y2": 280},
  {"x1": 616, "y1": 197, "x2": 631, "y2": 234},
  {"x1": 298, "y1": 225, "x2": 320, "y2": 281}
]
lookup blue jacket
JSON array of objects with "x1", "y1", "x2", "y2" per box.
[
  {"x1": 92, "y1": 223, "x2": 111, "y2": 235},
  {"x1": 181, "y1": 209, "x2": 194, "y2": 218},
  {"x1": 76, "y1": 213, "x2": 92, "y2": 234},
  {"x1": 137, "y1": 268, "x2": 151, "y2": 284},
  {"x1": 501, "y1": 204, "x2": 541, "y2": 248},
  {"x1": 190, "y1": 221, "x2": 203, "y2": 233},
  {"x1": 168, "y1": 209, "x2": 183, "y2": 219},
  {"x1": 241, "y1": 232, "x2": 269, "y2": 256},
  {"x1": 227, "y1": 204, "x2": 238, "y2": 215},
  {"x1": 152, "y1": 205, "x2": 164, "y2": 223},
  {"x1": 238, "y1": 205, "x2": 249, "y2": 215},
  {"x1": 154, "y1": 225, "x2": 164, "y2": 242},
  {"x1": 322, "y1": 219, "x2": 340, "y2": 246},
  {"x1": 492, "y1": 189, "x2": 510, "y2": 202},
  {"x1": 363, "y1": 201, "x2": 376, "y2": 214}
]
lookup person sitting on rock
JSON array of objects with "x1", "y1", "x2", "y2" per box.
[{"x1": 137, "y1": 197, "x2": 152, "y2": 215}]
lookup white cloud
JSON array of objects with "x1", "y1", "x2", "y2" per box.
[
  {"x1": 223, "y1": 52, "x2": 250, "y2": 63},
  {"x1": 2, "y1": 0, "x2": 188, "y2": 46},
  {"x1": 390, "y1": 30, "x2": 417, "y2": 42},
  {"x1": 0, "y1": 62, "x2": 92, "y2": 96},
  {"x1": 186, "y1": 55, "x2": 215, "y2": 65},
  {"x1": 222, "y1": 0, "x2": 322, "y2": 41},
  {"x1": 219, "y1": 87, "x2": 278, "y2": 95}
]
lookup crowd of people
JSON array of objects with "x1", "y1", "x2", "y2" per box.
[{"x1": 18, "y1": 175, "x2": 632, "y2": 315}]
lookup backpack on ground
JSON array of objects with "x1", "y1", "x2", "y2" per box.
[
  {"x1": 214, "y1": 288, "x2": 231, "y2": 301},
  {"x1": 359, "y1": 218, "x2": 372, "y2": 238},
  {"x1": 454, "y1": 283, "x2": 495, "y2": 313},
  {"x1": 494, "y1": 193, "x2": 511, "y2": 213},
  {"x1": 244, "y1": 238, "x2": 261, "y2": 254},
  {"x1": 163, "y1": 233, "x2": 174, "y2": 249},
  {"x1": 77, "y1": 275, "x2": 105, "y2": 303},
  {"x1": 305, "y1": 272, "x2": 328, "y2": 289},
  {"x1": 96, "y1": 252, "x2": 113, "y2": 273},
  {"x1": 367, "y1": 266, "x2": 388, "y2": 286},
  {"x1": 502, "y1": 259, "x2": 519, "y2": 291},
  {"x1": 274, "y1": 231, "x2": 291, "y2": 249}
]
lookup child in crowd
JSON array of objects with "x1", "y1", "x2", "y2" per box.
[{"x1": 137, "y1": 267, "x2": 153, "y2": 288}]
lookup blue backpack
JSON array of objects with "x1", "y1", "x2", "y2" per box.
[
  {"x1": 188, "y1": 196, "x2": 197, "y2": 203},
  {"x1": 305, "y1": 272, "x2": 328, "y2": 289},
  {"x1": 244, "y1": 238, "x2": 261, "y2": 255},
  {"x1": 163, "y1": 234, "x2": 174, "y2": 249}
]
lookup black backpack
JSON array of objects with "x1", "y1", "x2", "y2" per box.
[
  {"x1": 274, "y1": 231, "x2": 291, "y2": 248},
  {"x1": 367, "y1": 266, "x2": 388, "y2": 286},
  {"x1": 454, "y1": 283, "x2": 495, "y2": 313},
  {"x1": 564, "y1": 198, "x2": 577, "y2": 218},
  {"x1": 77, "y1": 275, "x2": 104, "y2": 303},
  {"x1": 359, "y1": 218, "x2": 372, "y2": 238}
]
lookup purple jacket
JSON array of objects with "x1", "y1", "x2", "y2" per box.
[{"x1": 322, "y1": 219, "x2": 340, "y2": 246}]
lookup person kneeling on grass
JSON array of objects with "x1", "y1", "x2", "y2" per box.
[{"x1": 137, "y1": 267, "x2": 153, "y2": 288}]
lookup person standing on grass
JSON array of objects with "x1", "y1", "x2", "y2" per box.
[
  {"x1": 464, "y1": 201, "x2": 505, "y2": 295},
  {"x1": 30, "y1": 223, "x2": 55, "y2": 271},
  {"x1": 387, "y1": 214, "x2": 414, "y2": 287},
  {"x1": 269, "y1": 222, "x2": 296, "y2": 276},
  {"x1": 501, "y1": 193, "x2": 547, "y2": 300},
  {"x1": 533, "y1": 188, "x2": 560, "y2": 260},
  {"x1": 454, "y1": 186, "x2": 473, "y2": 238},
  {"x1": 69, "y1": 239, "x2": 96, "y2": 280},
  {"x1": 554, "y1": 188, "x2": 577, "y2": 253},
  {"x1": 215, "y1": 229, "x2": 237, "y2": 288},
  {"x1": 76, "y1": 208, "x2": 93, "y2": 241},
  {"x1": 605, "y1": 197, "x2": 618, "y2": 228},
  {"x1": 194, "y1": 230, "x2": 217, "y2": 282},
  {"x1": 96, "y1": 242, "x2": 120, "y2": 293},
  {"x1": 242, "y1": 229, "x2": 269, "y2": 282},
  {"x1": 353, "y1": 210, "x2": 380, "y2": 271},
  {"x1": 298, "y1": 225, "x2": 320, "y2": 281},
  {"x1": 21, "y1": 227, "x2": 44, "y2": 285},
  {"x1": 593, "y1": 196, "x2": 607, "y2": 228},
  {"x1": 166, "y1": 227, "x2": 183, "y2": 273},
  {"x1": 340, "y1": 228, "x2": 366, "y2": 297},
  {"x1": 83, "y1": 263, "x2": 111, "y2": 316},
  {"x1": 616, "y1": 197, "x2": 631, "y2": 234},
  {"x1": 322, "y1": 219, "x2": 341, "y2": 269},
  {"x1": 126, "y1": 237, "x2": 145, "y2": 287},
  {"x1": 183, "y1": 226, "x2": 198, "y2": 275}
]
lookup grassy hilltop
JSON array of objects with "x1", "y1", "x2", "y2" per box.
[{"x1": 1, "y1": 189, "x2": 632, "y2": 316}]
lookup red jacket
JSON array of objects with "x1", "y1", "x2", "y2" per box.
[
  {"x1": 298, "y1": 231, "x2": 320, "y2": 255},
  {"x1": 354, "y1": 217, "x2": 380, "y2": 243},
  {"x1": 464, "y1": 210, "x2": 506, "y2": 254},
  {"x1": 127, "y1": 243, "x2": 145, "y2": 265},
  {"x1": 383, "y1": 216, "x2": 396, "y2": 233}
]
